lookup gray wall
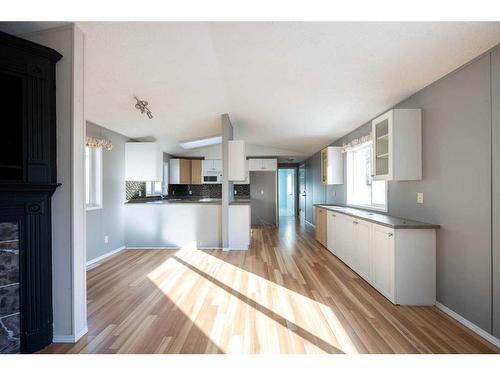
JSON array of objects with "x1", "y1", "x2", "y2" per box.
[
  {"x1": 304, "y1": 46, "x2": 500, "y2": 339},
  {"x1": 86, "y1": 122, "x2": 128, "y2": 262},
  {"x1": 250, "y1": 171, "x2": 277, "y2": 225},
  {"x1": 492, "y1": 48, "x2": 500, "y2": 339}
]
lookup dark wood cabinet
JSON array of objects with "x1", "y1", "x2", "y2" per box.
[{"x1": 0, "y1": 31, "x2": 61, "y2": 354}]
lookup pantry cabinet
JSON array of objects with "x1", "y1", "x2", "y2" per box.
[
  {"x1": 228, "y1": 140, "x2": 247, "y2": 181},
  {"x1": 372, "y1": 109, "x2": 422, "y2": 181}
]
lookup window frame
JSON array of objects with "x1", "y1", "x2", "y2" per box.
[
  {"x1": 346, "y1": 141, "x2": 388, "y2": 212},
  {"x1": 85, "y1": 146, "x2": 103, "y2": 211},
  {"x1": 145, "y1": 181, "x2": 163, "y2": 197}
]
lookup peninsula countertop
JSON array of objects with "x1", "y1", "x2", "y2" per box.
[
  {"x1": 314, "y1": 204, "x2": 440, "y2": 229},
  {"x1": 125, "y1": 196, "x2": 252, "y2": 205}
]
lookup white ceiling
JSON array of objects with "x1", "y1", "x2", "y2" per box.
[{"x1": 3, "y1": 22, "x2": 500, "y2": 157}]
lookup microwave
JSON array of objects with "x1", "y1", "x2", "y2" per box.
[{"x1": 203, "y1": 172, "x2": 222, "y2": 184}]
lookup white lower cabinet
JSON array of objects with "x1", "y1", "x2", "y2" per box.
[
  {"x1": 354, "y1": 219, "x2": 372, "y2": 283},
  {"x1": 326, "y1": 211, "x2": 336, "y2": 254},
  {"x1": 324, "y1": 210, "x2": 436, "y2": 306},
  {"x1": 371, "y1": 224, "x2": 395, "y2": 301}
]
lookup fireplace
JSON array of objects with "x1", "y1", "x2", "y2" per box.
[
  {"x1": 0, "y1": 222, "x2": 20, "y2": 353},
  {"x1": 0, "y1": 31, "x2": 61, "y2": 353}
]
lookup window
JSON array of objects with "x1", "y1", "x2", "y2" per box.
[
  {"x1": 146, "y1": 181, "x2": 162, "y2": 196},
  {"x1": 85, "y1": 146, "x2": 102, "y2": 210},
  {"x1": 145, "y1": 162, "x2": 168, "y2": 197},
  {"x1": 346, "y1": 142, "x2": 387, "y2": 211}
]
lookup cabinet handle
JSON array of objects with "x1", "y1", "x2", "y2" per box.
[{"x1": 388, "y1": 233, "x2": 393, "y2": 238}]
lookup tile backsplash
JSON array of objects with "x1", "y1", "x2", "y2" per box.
[
  {"x1": 169, "y1": 184, "x2": 222, "y2": 198},
  {"x1": 234, "y1": 184, "x2": 250, "y2": 197},
  {"x1": 126, "y1": 182, "x2": 250, "y2": 200},
  {"x1": 126, "y1": 181, "x2": 146, "y2": 200}
]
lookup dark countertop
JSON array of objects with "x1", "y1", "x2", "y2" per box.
[
  {"x1": 314, "y1": 204, "x2": 440, "y2": 229},
  {"x1": 126, "y1": 197, "x2": 222, "y2": 205},
  {"x1": 229, "y1": 199, "x2": 251, "y2": 206},
  {"x1": 126, "y1": 196, "x2": 252, "y2": 205}
]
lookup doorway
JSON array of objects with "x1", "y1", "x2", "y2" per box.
[{"x1": 278, "y1": 168, "x2": 297, "y2": 220}]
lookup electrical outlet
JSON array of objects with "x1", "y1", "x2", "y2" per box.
[
  {"x1": 417, "y1": 192, "x2": 424, "y2": 204},
  {"x1": 104, "y1": 235, "x2": 109, "y2": 243}
]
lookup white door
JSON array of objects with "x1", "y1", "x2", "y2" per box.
[
  {"x1": 355, "y1": 219, "x2": 372, "y2": 282},
  {"x1": 372, "y1": 225, "x2": 395, "y2": 301},
  {"x1": 326, "y1": 211, "x2": 336, "y2": 254}
]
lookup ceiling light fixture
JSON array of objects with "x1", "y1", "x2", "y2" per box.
[
  {"x1": 179, "y1": 135, "x2": 222, "y2": 149},
  {"x1": 134, "y1": 96, "x2": 153, "y2": 119}
]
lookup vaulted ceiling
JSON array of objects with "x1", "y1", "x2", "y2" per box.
[{"x1": 3, "y1": 22, "x2": 500, "y2": 158}]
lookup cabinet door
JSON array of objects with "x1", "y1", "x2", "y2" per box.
[
  {"x1": 335, "y1": 213, "x2": 354, "y2": 265},
  {"x1": 169, "y1": 159, "x2": 180, "y2": 184},
  {"x1": 262, "y1": 159, "x2": 277, "y2": 171},
  {"x1": 315, "y1": 207, "x2": 327, "y2": 247},
  {"x1": 372, "y1": 111, "x2": 393, "y2": 180},
  {"x1": 326, "y1": 211, "x2": 337, "y2": 254},
  {"x1": 191, "y1": 160, "x2": 202, "y2": 184},
  {"x1": 213, "y1": 159, "x2": 223, "y2": 171},
  {"x1": 354, "y1": 219, "x2": 372, "y2": 282},
  {"x1": 372, "y1": 225, "x2": 395, "y2": 301},
  {"x1": 248, "y1": 159, "x2": 262, "y2": 171},
  {"x1": 179, "y1": 159, "x2": 192, "y2": 184},
  {"x1": 320, "y1": 148, "x2": 328, "y2": 184}
]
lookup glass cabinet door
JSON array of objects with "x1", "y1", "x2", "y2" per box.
[{"x1": 372, "y1": 112, "x2": 391, "y2": 179}]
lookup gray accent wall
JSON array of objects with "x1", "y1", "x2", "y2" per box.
[
  {"x1": 492, "y1": 48, "x2": 500, "y2": 339},
  {"x1": 86, "y1": 122, "x2": 128, "y2": 262},
  {"x1": 304, "y1": 46, "x2": 500, "y2": 339}
]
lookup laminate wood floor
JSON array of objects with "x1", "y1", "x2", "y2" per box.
[{"x1": 40, "y1": 218, "x2": 499, "y2": 354}]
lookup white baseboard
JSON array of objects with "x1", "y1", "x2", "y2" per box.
[
  {"x1": 125, "y1": 246, "x2": 179, "y2": 250},
  {"x1": 86, "y1": 246, "x2": 125, "y2": 267},
  {"x1": 53, "y1": 326, "x2": 88, "y2": 343},
  {"x1": 305, "y1": 220, "x2": 315, "y2": 228},
  {"x1": 435, "y1": 302, "x2": 500, "y2": 348}
]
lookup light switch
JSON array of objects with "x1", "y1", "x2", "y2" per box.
[
  {"x1": 104, "y1": 235, "x2": 109, "y2": 243},
  {"x1": 417, "y1": 192, "x2": 424, "y2": 204},
  {"x1": 261, "y1": 189, "x2": 264, "y2": 195}
]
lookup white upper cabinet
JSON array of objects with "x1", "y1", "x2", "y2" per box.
[
  {"x1": 248, "y1": 158, "x2": 277, "y2": 171},
  {"x1": 125, "y1": 142, "x2": 163, "y2": 181},
  {"x1": 320, "y1": 146, "x2": 343, "y2": 185},
  {"x1": 372, "y1": 109, "x2": 422, "y2": 181},
  {"x1": 202, "y1": 159, "x2": 222, "y2": 173},
  {"x1": 228, "y1": 140, "x2": 247, "y2": 181}
]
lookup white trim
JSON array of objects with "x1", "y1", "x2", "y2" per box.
[
  {"x1": 435, "y1": 302, "x2": 500, "y2": 348},
  {"x1": 86, "y1": 246, "x2": 126, "y2": 267},
  {"x1": 125, "y1": 246, "x2": 179, "y2": 250},
  {"x1": 85, "y1": 205, "x2": 102, "y2": 211},
  {"x1": 53, "y1": 325, "x2": 88, "y2": 343},
  {"x1": 305, "y1": 220, "x2": 315, "y2": 228}
]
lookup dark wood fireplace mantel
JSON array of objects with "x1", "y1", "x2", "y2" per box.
[{"x1": 0, "y1": 31, "x2": 62, "y2": 354}]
